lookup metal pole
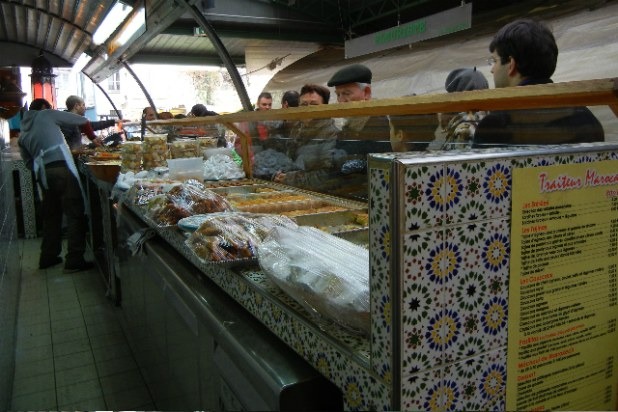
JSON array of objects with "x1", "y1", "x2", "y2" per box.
[
  {"x1": 120, "y1": 60, "x2": 159, "y2": 118},
  {"x1": 181, "y1": 0, "x2": 253, "y2": 111}
]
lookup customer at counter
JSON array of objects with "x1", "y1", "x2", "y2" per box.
[
  {"x1": 18, "y1": 98, "x2": 93, "y2": 272},
  {"x1": 271, "y1": 84, "x2": 340, "y2": 189},
  {"x1": 473, "y1": 18, "x2": 604, "y2": 146},
  {"x1": 327, "y1": 64, "x2": 391, "y2": 154},
  {"x1": 439, "y1": 67, "x2": 489, "y2": 150}
]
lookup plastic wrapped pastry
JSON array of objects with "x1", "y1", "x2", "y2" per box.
[
  {"x1": 145, "y1": 183, "x2": 233, "y2": 226},
  {"x1": 185, "y1": 212, "x2": 298, "y2": 263},
  {"x1": 257, "y1": 225, "x2": 370, "y2": 336}
]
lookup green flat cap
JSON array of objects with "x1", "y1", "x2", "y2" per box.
[{"x1": 327, "y1": 64, "x2": 372, "y2": 87}]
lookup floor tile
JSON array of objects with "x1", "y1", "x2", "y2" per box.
[
  {"x1": 11, "y1": 372, "x2": 55, "y2": 397},
  {"x1": 56, "y1": 378, "x2": 104, "y2": 406},
  {"x1": 55, "y1": 363, "x2": 99, "y2": 388},
  {"x1": 96, "y1": 354, "x2": 138, "y2": 378},
  {"x1": 52, "y1": 325, "x2": 88, "y2": 345},
  {"x1": 10, "y1": 388, "x2": 57, "y2": 411},
  {"x1": 89, "y1": 331, "x2": 128, "y2": 349},
  {"x1": 52, "y1": 336, "x2": 91, "y2": 357},
  {"x1": 13, "y1": 356, "x2": 54, "y2": 380},
  {"x1": 10, "y1": 238, "x2": 154, "y2": 411},
  {"x1": 92, "y1": 342, "x2": 133, "y2": 363},
  {"x1": 54, "y1": 349, "x2": 95, "y2": 371},
  {"x1": 14, "y1": 343, "x2": 53, "y2": 363},
  {"x1": 58, "y1": 395, "x2": 107, "y2": 410},
  {"x1": 104, "y1": 384, "x2": 153, "y2": 410},
  {"x1": 51, "y1": 315, "x2": 86, "y2": 333},
  {"x1": 16, "y1": 319, "x2": 51, "y2": 339},
  {"x1": 100, "y1": 368, "x2": 149, "y2": 395}
]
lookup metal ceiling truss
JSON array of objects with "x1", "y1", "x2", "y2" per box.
[
  {"x1": 268, "y1": 0, "x2": 344, "y2": 27},
  {"x1": 345, "y1": 0, "x2": 436, "y2": 28},
  {"x1": 269, "y1": 0, "x2": 450, "y2": 37}
]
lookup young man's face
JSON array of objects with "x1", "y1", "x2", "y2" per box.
[
  {"x1": 299, "y1": 91, "x2": 325, "y2": 106},
  {"x1": 256, "y1": 97, "x2": 272, "y2": 110},
  {"x1": 489, "y1": 51, "x2": 511, "y2": 88},
  {"x1": 334, "y1": 83, "x2": 371, "y2": 103}
]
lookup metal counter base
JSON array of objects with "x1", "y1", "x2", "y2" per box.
[{"x1": 116, "y1": 206, "x2": 342, "y2": 410}]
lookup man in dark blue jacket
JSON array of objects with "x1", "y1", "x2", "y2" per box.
[{"x1": 473, "y1": 19, "x2": 604, "y2": 147}]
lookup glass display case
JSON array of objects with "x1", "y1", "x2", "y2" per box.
[{"x1": 82, "y1": 77, "x2": 618, "y2": 410}]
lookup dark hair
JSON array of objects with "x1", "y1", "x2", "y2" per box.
[
  {"x1": 29, "y1": 98, "x2": 52, "y2": 111},
  {"x1": 489, "y1": 18, "x2": 558, "y2": 79},
  {"x1": 190, "y1": 104, "x2": 218, "y2": 117},
  {"x1": 299, "y1": 84, "x2": 331, "y2": 104},
  {"x1": 257, "y1": 92, "x2": 272, "y2": 101},
  {"x1": 281, "y1": 90, "x2": 299, "y2": 107}
]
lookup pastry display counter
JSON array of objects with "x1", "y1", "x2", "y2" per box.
[{"x1": 80, "y1": 78, "x2": 618, "y2": 411}]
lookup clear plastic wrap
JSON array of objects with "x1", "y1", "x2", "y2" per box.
[
  {"x1": 142, "y1": 134, "x2": 168, "y2": 169},
  {"x1": 126, "y1": 180, "x2": 180, "y2": 205},
  {"x1": 185, "y1": 212, "x2": 298, "y2": 264},
  {"x1": 144, "y1": 183, "x2": 233, "y2": 226},
  {"x1": 120, "y1": 141, "x2": 142, "y2": 172},
  {"x1": 170, "y1": 139, "x2": 200, "y2": 159},
  {"x1": 257, "y1": 226, "x2": 370, "y2": 336}
]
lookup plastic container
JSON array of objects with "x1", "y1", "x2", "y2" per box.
[
  {"x1": 203, "y1": 147, "x2": 233, "y2": 159},
  {"x1": 142, "y1": 134, "x2": 168, "y2": 169},
  {"x1": 170, "y1": 139, "x2": 200, "y2": 159},
  {"x1": 120, "y1": 141, "x2": 142, "y2": 172},
  {"x1": 167, "y1": 157, "x2": 204, "y2": 181}
]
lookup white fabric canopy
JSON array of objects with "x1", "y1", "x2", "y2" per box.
[{"x1": 266, "y1": 1, "x2": 618, "y2": 141}]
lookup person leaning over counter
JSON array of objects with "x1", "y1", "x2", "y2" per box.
[
  {"x1": 473, "y1": 18, "x2": 604, "y2": 147},
  {"x1": 327, "y1": 64, "x2": 392, "y2": 155},
  {"x1": 272, "y1": 83, "x2": 340, "y2": 189},
  {"x1": 18, "y1": 98, "x2": 94, "y2": 273}
]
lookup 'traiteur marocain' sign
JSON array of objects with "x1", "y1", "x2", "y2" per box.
[{"x1": 344, "y1": 3, "x2": 472, "y2": 59}]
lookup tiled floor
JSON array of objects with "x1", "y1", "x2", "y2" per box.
[{"x1": 10, "y1": 238, "x2": 154, "y2": 410}]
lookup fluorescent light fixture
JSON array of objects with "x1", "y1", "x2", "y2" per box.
[
  {"x1": 116, "y1": 8, "x2": 146, "y2": 46},
  {"x1": 92, "y1": 2, "x2": 133, "y2": 45},
  {"x1": 71, "y1": 53, "x2": 91, "y2": 74}
]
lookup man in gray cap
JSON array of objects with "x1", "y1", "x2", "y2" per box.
[{"x1": 327, "y1": 63, "x2": 391, "y2": 154}]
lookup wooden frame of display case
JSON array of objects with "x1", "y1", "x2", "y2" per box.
[{"x1": 144, "y1": 77, "x2": 618, "y2": 177}]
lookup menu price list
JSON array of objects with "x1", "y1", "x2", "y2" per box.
[{"x1": 507, "y1": 161, "x2": 618, "y2": 411}]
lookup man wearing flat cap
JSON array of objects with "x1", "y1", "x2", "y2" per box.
[{"x1": 327, "y1": 64, "x2": 391, "y2": 154}]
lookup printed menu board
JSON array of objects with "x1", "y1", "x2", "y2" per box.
[{"x1": 507, "y1": 160, "x2": 618, "y2": 411}]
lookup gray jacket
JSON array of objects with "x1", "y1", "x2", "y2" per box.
[{"x1": 19, "y1": 109, "x2": 88, "y2": 169}]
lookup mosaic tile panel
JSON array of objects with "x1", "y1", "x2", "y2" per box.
[
  {"x1": 368, "y1": 162, "x2": 394, "y2": 391},
  {"x1": 400, "y1": 341, "x2": 508, "y2": 412},
  {"x1": 10, "y1": 158, "x2": 37, "y2": 238},
  {"x1": 401, "y1": 229, "x2": 445, "y2": 371},
  {"x1": 443, "y1": 218, "x2": 510, "y2": 365},
  {"x1": 403, "y1": 163, "x2": 445, "y2": 230}
]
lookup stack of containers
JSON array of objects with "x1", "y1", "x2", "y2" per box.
[
  {"x1": 142, "y1": 134, "x2": 168, "y2": 170},
  {"x1": 120, "y1": 141, "x2": 142, "y2": 172},
  {"x1": 170, "y1": 139, "x2": 200, "y2": 159}
]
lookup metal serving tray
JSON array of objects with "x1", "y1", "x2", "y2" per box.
[
  {"x1": 210, "y1": 184, "x2": 287, "y2": 196},
  {"x1": 294, "y1": 210, "x2": 368, "y2": 232}
]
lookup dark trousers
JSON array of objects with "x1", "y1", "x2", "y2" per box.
[{"x1": 39, "y1": 166, "x2": 87, "y2": 267}]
